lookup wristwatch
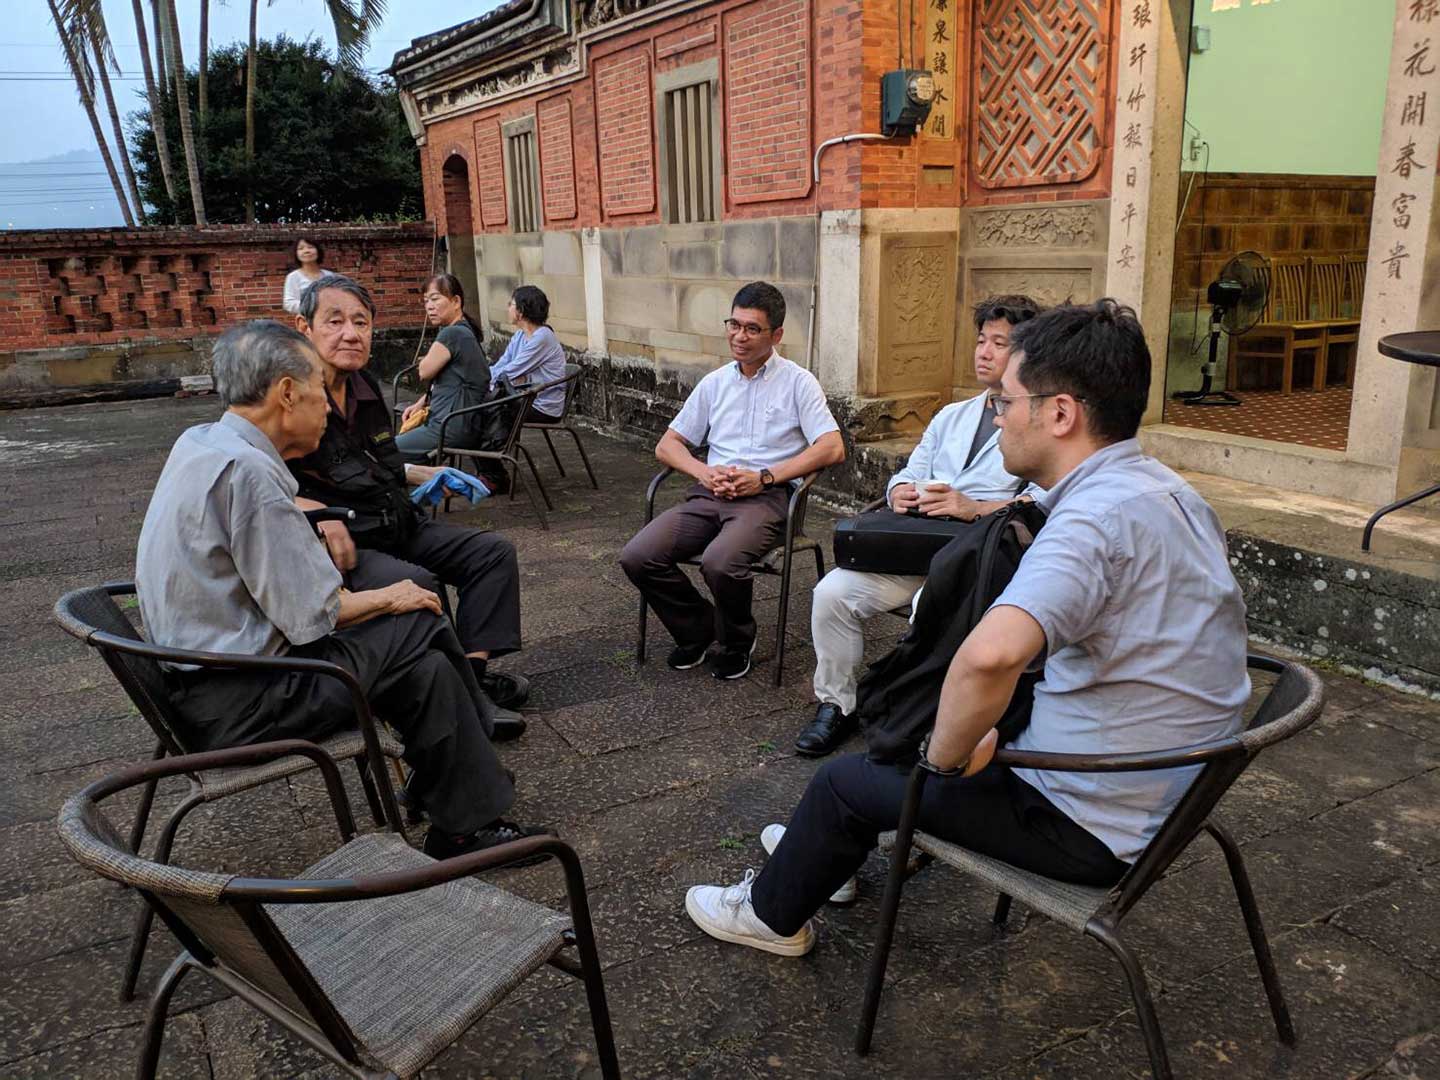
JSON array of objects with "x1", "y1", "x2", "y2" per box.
[{"x1": 760, "y1": 468, "x2": 775, "y2": 489}]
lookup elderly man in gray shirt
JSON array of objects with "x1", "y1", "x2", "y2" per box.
[
  {"x1": 135, "y1": 320, "x2": 548, "y2": 860},
  {"x1": 684, "y1": 298, "x2": 1251, "y2": 956}
]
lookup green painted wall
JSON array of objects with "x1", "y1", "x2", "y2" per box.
[{"x1": 1185, "y1": 0, "x2": 1392, "y2": 175}]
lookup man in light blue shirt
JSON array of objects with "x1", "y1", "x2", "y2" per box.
[
  {"x1": 620, "y1": 282, "x2": 845, "y2": 680},
  {"x1": 797, "y1": 295, "x2": 1041, "y2": 758},
  {"x1": 685, "y1": 299, "x2": 1250, "y2": 957}
]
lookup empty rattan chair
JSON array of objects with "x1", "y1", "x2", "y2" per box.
[
  {"x1": 521, "y1": 363, "x2": 600, "y2": 490},
  {"x1": 58, "y1": 744, "x2": 620, "y2": 1080},
  {"x1": 53, "y1": 582, "x2": 406, "y2": 1002},
  {"x1": 634, "y1": 457, "x2": 827, "y2": 687},
  {"x1": 858, "y1": 654, "x2": 1325, "y2": 1080}
]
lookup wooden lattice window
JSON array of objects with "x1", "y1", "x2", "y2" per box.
[
  {"x1": 503, "y1": 117, "x2": 542, "y2": 233},
  {"x1": 658, "y1": 61, "x2": 722, "y2": 224}
]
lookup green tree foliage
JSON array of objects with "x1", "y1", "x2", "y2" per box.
[{"x1": 130, "y1": 36, "x2": 421, "y2": 224}]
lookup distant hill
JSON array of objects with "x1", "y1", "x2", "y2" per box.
[{"x1": 0, "y1": 149, "x2": 131, "y2": 230}]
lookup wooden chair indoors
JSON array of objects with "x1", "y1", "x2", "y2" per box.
[
  {"x1": 1309, "y1": 255, "x2": 1360, "y2": 390},
  {"x1": 1228, "y1": 257, "x2": 1327, "y2": 394}
]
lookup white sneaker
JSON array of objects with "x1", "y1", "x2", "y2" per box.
[
  {"x1": 685, "y1": 869, "x2": 815, "y2": 956},
  {"x1": 760, "y1": 824, "x2": 858, "y2": 904}
]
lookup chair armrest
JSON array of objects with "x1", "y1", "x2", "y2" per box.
[
  {"x1": 390, "y1": 361, "x2": 421, "y2": 399},
  {"x1": 644, "y1": 444, "x2": 709, "y2": 523},
  {"x1": 993, "y1": 736, "x2": 1246, "y2": 774},
  {"x1": 436, "y1": 387, "x2": 538, "y2": 458},
  {"x1": 860, "y1": 495, "x2": 888, "y2": 513},
  {"x1": 225, "y1": 833, "x2": 587, "y2": 902},
  {"x1": 80, "y1": 740, "x2": 357, "y2": 840}
]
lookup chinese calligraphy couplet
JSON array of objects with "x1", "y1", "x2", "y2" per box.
[{"x1": 1105, "y1": 0, "x2": 1162, "y2": 312}]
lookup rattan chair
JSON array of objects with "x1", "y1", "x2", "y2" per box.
[
  {"x1": 57, "y1": 745, "x2": 620, "y2": 1080},
  {"x1": 635, "y1": 459, "x2": 826, "y2": 687},
  {"x1": 858, "y1": 654, "x2": 1325, "y2": 1080},
  {"x1": 521, "y1": 363, "x2": 599, "y2": 490},
  {"x1": 53, "y1": 583, "x2": 406, "y2": 1002},
  {"x1": 432, "y1": 386, "x2": 551, "y2": 530}
]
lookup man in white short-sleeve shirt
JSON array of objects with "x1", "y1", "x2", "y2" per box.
[
  {"x1": 620, "y1": 281, "x2": 845, "y2": 681},
  {"x1": 796, "y1": 295, "x2": 1042, "y2": 759},
  {"x1": 683, "y1": 298, "x2": 1250, "y2": 957}
]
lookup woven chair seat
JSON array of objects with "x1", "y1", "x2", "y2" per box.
[
  {"x1": 268, "y1": 832, "x2": 571, "y2": 1078},
  {"x1": 879, "y1": 829, "x2": 1114, "y2": 933},
  {"x1": 198, "y1": 730, "x2": 404, "y2": 800}
]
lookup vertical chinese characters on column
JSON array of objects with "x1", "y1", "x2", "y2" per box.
[
  {"x1": 923, "y1": 0, "x2": 955, "y2": 140},
  {"x1": 1106, "y1": 2, "x2": 1160, "y2": 305}
]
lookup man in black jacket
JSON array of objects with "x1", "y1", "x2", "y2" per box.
[{"x1": 291, "y1": 275, "x2": 530, "y2": 736}]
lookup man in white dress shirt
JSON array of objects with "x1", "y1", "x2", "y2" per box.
[
  {"x1": 620, "y1": 282, "x2": 846, "y2": 681},
  {"x1": 794, "y1": 295, "x2": 1041, "y2": 757}
]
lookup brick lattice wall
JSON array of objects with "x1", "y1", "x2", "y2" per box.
[{"x1": 0, "y1": 223, "x2": 436, "y2": 353}]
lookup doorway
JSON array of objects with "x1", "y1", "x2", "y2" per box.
[
  {"x1": 1161, "y1": 0, "x2": 1389, "y2": 452},
  {"x1": 441, "y1": 154, "x2": 481, "y2": 324}
]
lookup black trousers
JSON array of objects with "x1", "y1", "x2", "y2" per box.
[
  {"x1": 351, "y1": 518, "x2": 522, "y2": 658},
  {"x1": 618, "y1": 485, "x2": 789, "y2": 650},
  {"x1": 168, "y1": 609, "x2": 514, "y2": 837},
  {"x1": 750, "y1": 752, "x2": 1127, "y2": 936}
]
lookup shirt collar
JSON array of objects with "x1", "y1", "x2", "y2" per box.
[
  {"x1": 219, "y1": 411, "x2": 288, "y2": 471},
  {"x1": 1038, "y1": 438, "x2": 1143, "y2": 511},
  {"x1": 733, "y1": 350, "x2": 781, "y2": 381}
]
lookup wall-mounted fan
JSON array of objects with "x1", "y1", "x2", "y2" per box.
[{"x1": 1175, "y1": 250, "x2": 1268, "y2": 407}]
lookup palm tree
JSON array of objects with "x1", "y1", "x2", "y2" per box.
[
  {"x1": 163, "y1": 0, "x2": 207, "y2": 224},
  {"x1": 84, "y1": 7, "x2": 146, "y2": 220},
  {"x1": 129, "y1": 0, "x2": 176, "y2": 206},
  {"x1": 243, "y1": 0, "x2": 386, "y2": 222},
  {"x1": 47, "y1": 0, "x2": 134, "y2": 225}
]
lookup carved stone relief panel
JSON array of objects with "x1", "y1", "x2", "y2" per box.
[
  {"x1": 968, "y1": 204, "x2": 1101, "y2": 249},
  {"x1": 971, "y1": 0, "x2": 1109, "y2": 189},
  {"x1": 968, "y1": 267, "x2": 1096, "y2": 313},
  {"x1": 878, "y1": 233, "x2": 959, "y2": 396}
]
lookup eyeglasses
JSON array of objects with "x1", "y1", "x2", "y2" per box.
[
  {"x1": 723, "y1": 318, "x2": 771, "y2": 338},
  {"x1": 992, "y1": 393, "x2": 1088, "y2": 416}
]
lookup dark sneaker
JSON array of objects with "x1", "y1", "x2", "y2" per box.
[
  {"x1": 423, "y1": 819, "x2": 558, "y2": 866},
  {"x1": 667, "y1": 639, "x2": 714, "y2": 670},
  {"x1": 709, "y1": 641, "x2": 756, "y2": 680},
  {"x1": 490, "y1": 705, "x2": 527, "y2": 742},
  {"x1": 481, "y1": 670, "x2": 531, "y2": 710},
  {"x1": 794, "y1": 702, "x2": 857, "y2": 757}
]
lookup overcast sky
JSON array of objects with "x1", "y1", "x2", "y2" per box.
[{"x1": 1, "y1": 0, "x2": 497, "y2": 226}]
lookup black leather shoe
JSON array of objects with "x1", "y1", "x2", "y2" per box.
[
  {"x1": 481, "y1": 671, "x2": 531, "y2": 710},
  {"x1": 423, "y1": 819, "x2": 558, "y2": 866},
  {"x1": 794, "y1": 702, "x2": 856, "y2": 757},
  {"x1": 490, "y1": 705, "x2": 528, "y2": 742}
]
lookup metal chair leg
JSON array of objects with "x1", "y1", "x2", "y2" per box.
[
  {"x1": 992, "y1": 893, "x2": 1012, "y2": 928},
  {"x1": 512, "y1": 457, "x2": 550, "y2": 530},
  {"x1": 1361, "y1": 480, "x2": 1440, "y2": 551},
  {"x1": 566, "y1": 426, "x2": 599, "y2": 489},
  {"x1": 138, "y1": 953, "x2": 194, "y2": 1080},
  {"x1": 1206, "y1": 820, "x2": 1296, "y2": 1046},
  {"x1": 774, "y1": 546, "x2": 794, "y2": 689},
  {"x1": 122, "y1": 792, "x2": 202, "y2": 1002},
  {"x1": 1088, "y1": 921, "x2": 1173, "y2": 1080},
  {"x1": 856, "y1": 766, "x2": 930, "y2": 1055},
  {"x1": 517, "y1": 444, "x2": 554, "y2": 510},
  {"x1": 126, "y1": 744, "x2": 167, "y2": 855},
  {"x1": 355, "y1": 758, "x2": 385, "y2": 827},
  {"x1": 813, "y1": 544, "x2": 825, "y2": 581},
  {"x1": 636, "y1": 596, "x2": 649, "y2": 665},
  {"x1": 562, "y1": 872, "x2": 622, "y2": 1080},
  {"x1": 541, "y1": 428, "x2": 567, "y2": 477}
]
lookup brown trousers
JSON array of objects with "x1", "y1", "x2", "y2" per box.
[{"x1": 619, "y1": 484, "x2": 789, "y2": 650}]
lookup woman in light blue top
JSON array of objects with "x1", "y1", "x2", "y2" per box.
[{"x1": 491, "y1": 284, "x2": 567, "y2": 422}]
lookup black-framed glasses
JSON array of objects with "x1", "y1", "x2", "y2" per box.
[
  {"x1": 723, "y1": 318, "x2": 771, "y2": 338},
  {"x1": 992, "y1": 393, "x2": 1087, "y2": 416}
]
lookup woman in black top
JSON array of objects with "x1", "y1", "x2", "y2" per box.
[{"x1": 395, "y1": 273, "x2": 493, "y2": 464}]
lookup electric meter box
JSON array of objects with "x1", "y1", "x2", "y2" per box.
[{"x1": 881, "y1": 69, "x2": 935, "y2": 135}]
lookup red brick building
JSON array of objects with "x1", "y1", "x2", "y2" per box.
[{"x1": 391, "y1": 0, "x2": 1123, "y2": 443}]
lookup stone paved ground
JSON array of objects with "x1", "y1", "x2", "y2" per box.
[{"x1": 3, "y1": 396, "x2": 1440, "y2": 1080}]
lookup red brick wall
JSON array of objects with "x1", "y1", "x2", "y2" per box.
[
  {"x1": 595, "y1": 48, "x2": 657, "y2": 217},
  {"x1": 474, "y1": 119, "x2": 508, "y2": 228},
  {"x1": 724, "y1": 0, "x2": 812, "y2": 204},
  {"x1": 0, "y1": 223, "x2": 436, "y2": 353},
  {"x1": 538, "y1": 97, "x2": 579, "y2": 222}
]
